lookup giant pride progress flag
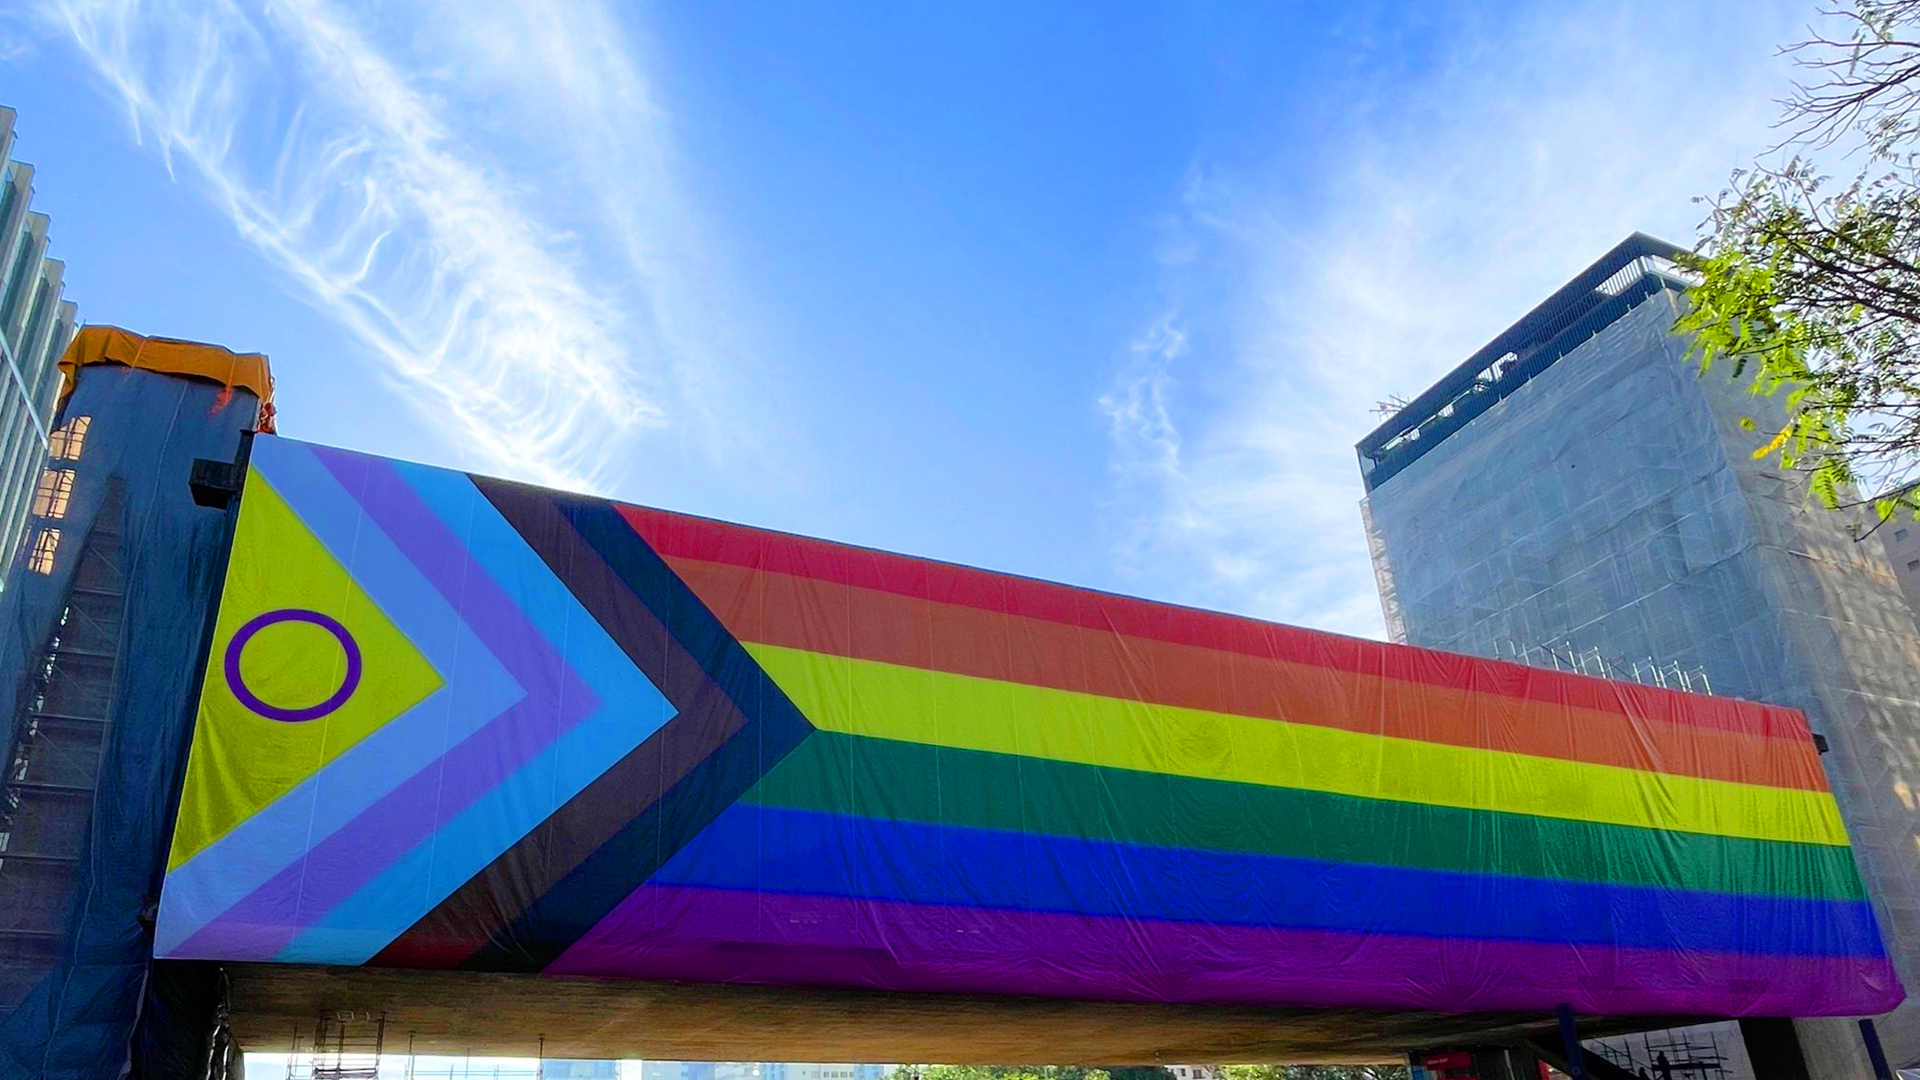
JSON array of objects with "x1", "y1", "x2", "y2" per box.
[{"x1": 154, "y1": 435, "x2": 1902, "y2": 1018}]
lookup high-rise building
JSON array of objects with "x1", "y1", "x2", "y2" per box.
[
  {"x1": 1878, "y1": 521, "x2": 1920, "y2": 621},
  {"x1": 1357, "y1": 234, "x2": 1920, "y2": 1077},
  {"x1": 0, "y1": 106, "x2": 78, "y2": 590}
]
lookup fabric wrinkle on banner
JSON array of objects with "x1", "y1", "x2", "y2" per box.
[{"x1": 151, "y1": 435, "x2": 1905, "y2": 1019}]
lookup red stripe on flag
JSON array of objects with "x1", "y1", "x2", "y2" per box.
[{"x1": 620, "y1": 504, "x2": 1814, "y2": 742}]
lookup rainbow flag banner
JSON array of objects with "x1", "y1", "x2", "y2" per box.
[{"x1": 155, "y1": 435, "x2": 1903, "y2": 1019}]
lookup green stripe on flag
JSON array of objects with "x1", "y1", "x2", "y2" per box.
[{"x1": 744, "y1": 730, "x2": 1868, "y2": 902}]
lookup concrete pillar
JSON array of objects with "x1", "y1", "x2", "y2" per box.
[
  {"x1": 1782, "y1": 1017, "x2": 1883, "y2": 1080},
  {"x1": 1740, "y1": 1019, "x2": 1812, "y2": 1080}
]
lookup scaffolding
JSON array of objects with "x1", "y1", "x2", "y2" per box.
[
  {"x1": 1491, "y1": 636, "x2": 1712, "y2": 695},
  {"x1": 0, "y1": 476, "x2": 123, "y2": 1010},
  {"x1": 310, "y1": 1011, "x2": 388, "y2": 1080},
  {"x1": 1588, "y1": 1026, "x2": 1735, "y2": 1080},
  {"x1": 0, "y1": 356, "x2": 269, "y2": 1075},
  {"x1": 267, "y1": 1027, "x2": 575, "y2": 1080}
]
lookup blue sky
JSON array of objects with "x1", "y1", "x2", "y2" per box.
[{"x1": 0, "y1": 0, "x2": 1809, "y2": 639}]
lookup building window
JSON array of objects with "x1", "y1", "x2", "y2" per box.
[
  {"x1": 47, "y1": 416, "x2": 88, "y2": 461},
  {"x1": 27, "y1": 527, "x2": 58, "y2": 574},
  {"x1": 1899, "y1": 527, "x2": 1911, "y2": 542},
  {"x1": 30, "y1": 468, "x2": 71, "y2": 519}
]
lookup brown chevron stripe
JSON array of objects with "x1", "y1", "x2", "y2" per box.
[{"x1": 369, "y1": 481, "x2": 754, "y2": 968}]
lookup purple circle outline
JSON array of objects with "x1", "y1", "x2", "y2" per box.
[{"x1": 223, "y1": 608, "x2": 363, "y2": 722}]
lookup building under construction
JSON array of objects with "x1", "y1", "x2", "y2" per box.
[
  {"x1": 1359, "y1": 233, "x2": 1920, "y2": 1078},
  {"x1": 0, "y1": 329, "x2": 270, "y2": 1075}
]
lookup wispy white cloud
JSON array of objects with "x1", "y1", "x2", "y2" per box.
[
  {"x1": 0, "y1": 14, "x2": 39, "y2": 64},
  {"x1": 1100, "y1": 313, "x2": 1186, "y2": 505},
  {"x1": 44, "y1": 0, "x2": 753, "y2": 491},
  {"x1": 1102, "y1": 0, "x2": 1810, "y2": 638}
]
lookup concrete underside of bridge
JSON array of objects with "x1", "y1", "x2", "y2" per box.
[{"x1": 227, "y1": 964, "x2": 1696, "y2": 1064}]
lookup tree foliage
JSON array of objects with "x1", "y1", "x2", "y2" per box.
[
  {"x1": 1220, "y1": 1065, "x2": 1409, "y2": 1080},
  {"x1": 1681, "y1": 0, "x2": 1920, "y2": 521}
]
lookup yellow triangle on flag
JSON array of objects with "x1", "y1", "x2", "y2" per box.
[{"x1": 167, "y1": 472, "x2": 443, "y2": 870}]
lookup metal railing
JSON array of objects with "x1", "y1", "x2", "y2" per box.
[
  {"x1": 1491, "y1": 637, "x2": 1712, "y2": 695},
  {"x1": 1357, "y1": 233, "x2": 1691, "y2": 492}
]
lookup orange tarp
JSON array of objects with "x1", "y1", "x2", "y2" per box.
[{"x1": 59, "y1": 326, "x2": 275, "y2": 431}]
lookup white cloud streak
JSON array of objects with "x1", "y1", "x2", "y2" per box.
[
  {"x1": 1102, "y1": 0, "x2": 1811, "y2": 638},
  {"x1": 46, "y1": 0, "x2": 732, "y2": 490}
]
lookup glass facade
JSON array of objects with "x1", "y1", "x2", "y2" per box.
[
  {"x1": 542, "y1": 1063, "x2": 621, "y2": 1079},
  {"x1": 0, "y1": 106, "x2": 78, "y2": 593},
  {"x1": 1360, "y1": 242, "x2": 1920, "y2": 1072}
]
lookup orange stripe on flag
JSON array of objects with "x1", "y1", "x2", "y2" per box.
[
  {"x1": 663, "y1": 553, "x2": 1828, "y2": 793},
  {"x1": 621, "y1": 504, "x2": 1814, "y2": 743}
]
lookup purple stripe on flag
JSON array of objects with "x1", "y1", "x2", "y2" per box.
[
  {"x1": 175, "y1": 455, "x2": 600, "y2": 958},
  {"x1": 544, "y1": 884, "x2": 1905, "y2": 1019}
]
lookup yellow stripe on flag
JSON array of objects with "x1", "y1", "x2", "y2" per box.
[{"x1": 746, "y1": 643, "x2": 1848, "y2": 847}]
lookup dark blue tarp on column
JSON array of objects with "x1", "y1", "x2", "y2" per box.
[{"x1": 0, "y1": 364, "x2": 256, "y2": 1079}]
